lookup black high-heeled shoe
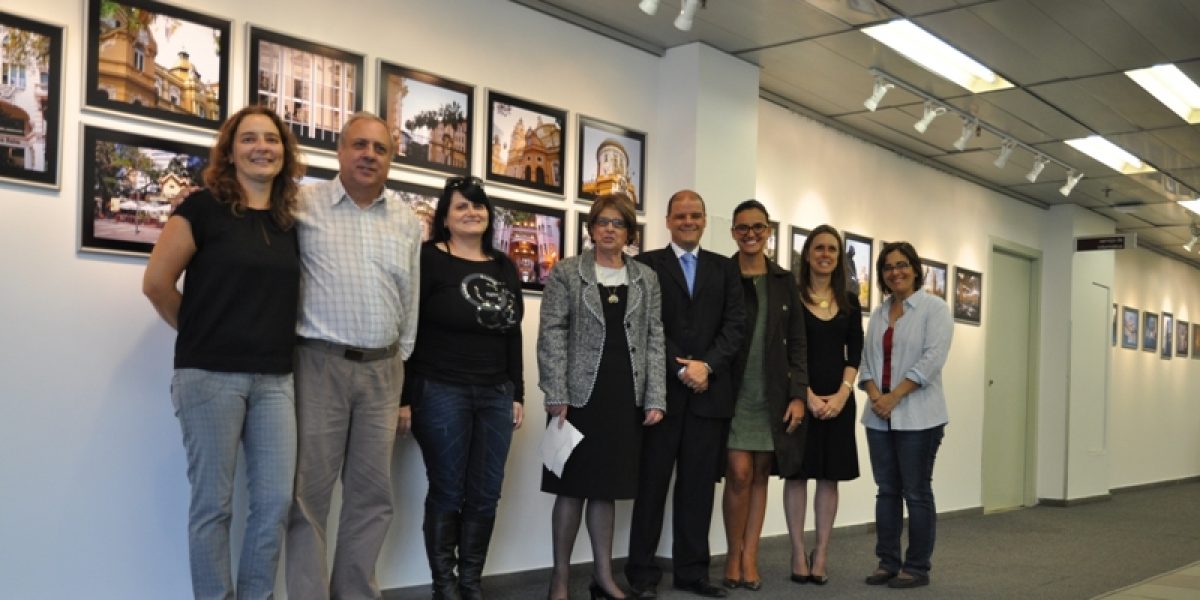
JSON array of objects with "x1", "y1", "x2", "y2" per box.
[
  {"x1": 589, "y1": 579, "x2": 627, "y2": 599},
  {"x1": 808, "y1": 550, "x2": 829, "y2": 585},
  {"x1": 790, "y1": 551, "x2": 811, "y2": 584}
]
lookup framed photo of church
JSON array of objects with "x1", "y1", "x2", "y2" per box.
[
  {"x1": 0, "y1": 10, "x2": 64, "y2": 188},
  {"x1": 79, "y1": 125, "x2": 209, "y2": 256},
  {"x1": 248, "y1": 26, "x2": 363, "y2": 152},
  {"x1": 486, "y1": 90, "x2": 566, "y2": 196},
  {"x1": 576, "y1": 116, "x2": 645, "y2": 211},
  {"x1": 490, "y1": 197, "x2": 564, "y2": 292},
  {"x1": 84, "y1": 0, "x2": 230, "y2": 130},
  {"x1": 377, "y1": 61, "x2": 473, "y2": 177}
]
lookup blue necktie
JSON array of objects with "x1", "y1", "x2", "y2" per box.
[{"x1": 681, "y1": 252, "x2": 696, "y2": 296}]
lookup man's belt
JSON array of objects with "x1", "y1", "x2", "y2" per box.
[{"x1": 297, "y1": 336, "x2": 399, "y2": 362}]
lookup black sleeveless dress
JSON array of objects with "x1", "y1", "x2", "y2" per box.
[{"x1": 796, "y1": 296, "x2": 864, "y2": 481}]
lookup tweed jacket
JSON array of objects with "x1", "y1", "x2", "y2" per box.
[{"x1": 537, "y1": 249, "x2": 667, "y2": 413}]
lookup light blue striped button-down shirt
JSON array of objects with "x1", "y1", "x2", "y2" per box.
[
  {"x1": 859, "y1": 289, "x2": 954, "y2": 431},
  {"x1": 295, "y1": 176, "x2": 422, "y2": 357}
]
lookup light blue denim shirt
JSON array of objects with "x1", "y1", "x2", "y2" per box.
[{"x1": 859, "y1": 289, "x2": 953, "y2": 431}]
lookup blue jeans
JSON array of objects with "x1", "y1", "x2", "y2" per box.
[
  {"x1": 172, "y1": 368, "x2": 297, "y2": 600},
  {"x1": 410, "y1": 377, "x2": 514, "y2": 517},
  {"x1": 866, "y1": 425, "x2": 944, "y2": 578}
]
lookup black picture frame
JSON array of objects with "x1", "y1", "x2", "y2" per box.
[
  {"x1": 297, "y1": 165, "x2": 337, "y2": 185},
  {"x1": 0, "y1": 10, "x2": 63, "y2": 188},
  {"x1": 385, "y1": 179, "x2": 440, "y2": 242},
  {"x1": 576, "y1": 115, "x2": 645, "y2": 211},
  {"x1": 84, "y1": 0, "x2": 229, "y2": 130},
  {"x1": 844, "y1": 232, "x2": 873, "y2": 314},
  {"x1": 377, "y1": 61, "x2": 472, "y2": 177},
  {"x1": 1142, "y1": 311, "x2": 1158, "y2": 352},
  {"x1": 1120, "y1": 306, "x2": 1139, "y2": 350},
  {"x1": 1192, "y1": 323, "x2": 1200, "y2": 359},
  {"x1": 486, "y1": 90, "x2": 566, "y2": 196},
  {"x1": 80, "y1": 125, "x2": 209, "y2": 256},
  {"x1": 575, "y1": 210, "x2": 643, "y2": 258},
  {"x1": 1161, "y1": 312, "x2": 1173, "y2": 359},
  {"x1": 248, "y1": 26, "x2": 364, "y2": 152},
  {"x1": 789, "y1": 226, "x2": 811, "y2": 285},
  {"x1": 491, "y1": 197, "x2": 564, "y2": 292},
  {"x1": 766, "y1": 220, "x2": 780, "y2": 262},
  {"x1": 953, "y1": 266, "x2": 983, "y2": 325},
  {"x1": 1177, "y1": 319, "x2": 1189, "y2": 358},
  {"x1": 921, "y1": 258, "x2": 948, "y2": 300}
]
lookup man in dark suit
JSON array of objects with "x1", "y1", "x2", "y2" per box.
[{"x1": 626, "y1": 190, "x2": 747, "y2": 598}]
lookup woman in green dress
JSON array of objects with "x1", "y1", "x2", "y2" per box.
[{"x1": 721, "y1": 200, "x2": 809, "y2": 590}]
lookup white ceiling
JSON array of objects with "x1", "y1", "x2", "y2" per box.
[{"x1": 512, "y1": 0, "x2": 1200, "y2": 267}]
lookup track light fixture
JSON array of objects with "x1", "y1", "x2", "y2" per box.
[
  {"x1": 863, "y1": 77, "x2": 893, "y2": 112},
  {"x1": 952, "y1": 117, "x2": 977, "y2": 151},
  {"x1": 1184, "y1": 223, "x2": 1200, "y2": 253},
  {"x1": 674, "y1": 0, "x2": 703, "y2": 31},
  {"x1": 994, "y1": 139, "x2": 1017, "y2": 168},
  {"x1": 1059, "y1": 169, "x2": 1084, "y2": 196},
  {"x1": 1026, "y1": 155, "x2": 1048, "y2": 183},
  {"x1": 914, "y1": 101, "x2": 946, "y2": 134},
  {"x1": 638, "y1": 0, "x2": 659, "y2": 15}
]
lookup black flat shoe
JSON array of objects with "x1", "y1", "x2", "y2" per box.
[
  {"x1": 673, "y1": 579, "x2": 728, "y2": 598},
  {"x1": 808, "y1": 551, "x2": 828, "y2": 585},
  {"x1": 887, "y1": 572, "x2": 929, "y2": 589},
  {"x1": 864, "y1": 569, "x2": 897, "y2": 585}
]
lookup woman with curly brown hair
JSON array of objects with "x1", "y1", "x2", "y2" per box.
[{"x1": 143, "y1": 104, "x2": 304, "y2": 600}]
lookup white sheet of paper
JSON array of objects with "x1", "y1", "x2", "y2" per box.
[{"x1": 540, "y1": 418, "x2": 584, "y2": 477}]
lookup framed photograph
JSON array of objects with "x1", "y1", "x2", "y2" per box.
[
  {"x1": 576, "y1": 116, "x2": 645, "y2": 210},
  {"x1": 921, "y1": 258, "x2": 948, "y2": 300},
  {"x1": 844, "y1": 232, "x2": 873, "y2": 313},
  {"x1": 1192, "y1": 323, "x2": 1200, "y2": 359},
  {"x1": 575, "y1": 210, "x2": 643, "y2": 257},
  {"x1": 953, "y1": 266, "x2": 983, "y2": 325},
  {"x1": 491, "y1": 197, "x2": 564, "y2": 292},
  {"x1": 1161, "y1": 312, "x2": 1173, "y2": 359},
  {"x1": 789, "y1": 226, "x2": 810, "y2": 285},
  {"x1": 80, "y1": 125, "x2": 208, "y2": 256},
  {"x1": 378, "y1": 61, "x2": 472, "y2": 177},
  {"x1": 1177, "y1": 320, "x2": 1189, "y2": 358},
  {"x1": 298, "y1": 164, "x2": 336, "y2": 185},
  {"x1": 85, "y1": 0, "x2": 229, "y2": 130},
  {"x1": 765, "y1": 220, "x2": 780, "y2": 261},
  {"x1": 1121, "y1": 306, "x2": 1139, "y2": 350},
  {"x1": 0, "y1": 11, "x2": 63, "y2": 188},
  {"x1": 486, "y1": 90, "x2": 565, "y2": 195},
  {"x1": 1142, "y1": 311, "x2": 1158, "y2": 352},
  {"x1": 248, "y1": 26, "x2": 363, "y2": 152},
  {"x1": 386, "y1": 179, "x2": 440, "y2": 242}
]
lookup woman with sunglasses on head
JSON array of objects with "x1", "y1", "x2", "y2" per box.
[
  {"x1": 720, "y1": 199, "x2": 808, "y2": 592},
  {"x1": 859, "y1": 241, "x2": 953, "y2": 589},
  {"x1": 142, "y1": 105, "x2": 304, "y2": 599},
  {"x1": 785, "y1": 224, "x2": 863, "y2": 586},
  {"x1": 403, "y1": 175, "x2": 525, "y2": 600},
  {"x1": 538, "y1": 193, "x2": 666, "y2": 600}
]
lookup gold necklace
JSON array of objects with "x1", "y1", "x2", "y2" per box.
[
  {"x1": 598, "y1": 283, "x2": 619, "y2": 304},
  {"x1": 810, "y1": 289, "x2": 831, "y2": 309}
]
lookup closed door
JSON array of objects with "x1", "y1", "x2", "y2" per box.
[{"x1": 982, "y1": 250, "x2": 1034, "y2": 512}]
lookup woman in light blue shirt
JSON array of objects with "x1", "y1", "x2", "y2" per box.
[{"x1": 858, "y1": 241, "x2": 953, "y2": 589}]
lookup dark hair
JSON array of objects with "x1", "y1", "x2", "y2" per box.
[
  {"x1": 203, "y1": 105, "x2": 303, "y2": 230},
  {"x1": 732, "y1": 199, "x2": 768, "y2": 221},
  {"x1": 666, "y1": 189, "x2": 705, "y2": 215},
  {"x1": 876, "y1": 241, "x2": 925, "y2": 295},
  {"x1": 431, "y1": 176, "x2": 496, "y2": 254},
  {"x1": 588, "y1": 192, "x2": 639, "y2": 246},
  {"x1": 799, "y1": 224, "x2": 850, "y2": 314}
]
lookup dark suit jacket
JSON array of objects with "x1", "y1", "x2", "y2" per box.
[{"x1": 636, "y1": 245, "x2": 747, "y2": 418}]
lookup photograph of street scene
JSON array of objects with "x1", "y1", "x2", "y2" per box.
[
  {"x1": 0, "y1": 11, "x2": 62, "y2": 186},
  {"x1": 380, "y1": 63, "x2": 471, "y2": 176}
]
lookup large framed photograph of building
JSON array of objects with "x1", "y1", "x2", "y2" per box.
[
  {"x1": 491, "y1": 197, "x2": 564, "y2": 292},
  {"x1": 84, "y1": 0, "x2": 229, "y2": 130},
  {"x1": 80, "y1": 125, "x2": 208, "y2": 256},
  {"x1": 0, "y1": 11, "x2": 63, "y2": 188},
  {"x1": 486, "y1": 90, "x2": 565, "y2": 196},
  {"x1": 248, "y1": 26, "x2": 363, "y2": 152},
  {"x1": 378, "y1": 61, "x2": 472, "y2": 177},
  {"x1": 576, "y1": 116, "x2": 645, "y2": 211},
  {"x1": 385, "y1": 179, "x2": 440, "y2": 242}
]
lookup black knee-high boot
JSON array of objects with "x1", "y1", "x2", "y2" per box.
[
  {"x1": 424, "y1": 511, "x2": 463, "y2": 600},
  {"x1": 457, "y1": 513, "x2": 496, "y2": 600}
]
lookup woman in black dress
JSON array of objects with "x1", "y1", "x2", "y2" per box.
[
  {"x1": 785, "y1": 224, "x2": 863, "y2": 585},
  {"x1": 538, "y1": 194, "x2": 666, "y2": 600}
]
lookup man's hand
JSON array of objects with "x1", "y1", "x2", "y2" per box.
[
  {"x1": 512, "y1": 402, "x2": 524, "y2": 430},
  {"x1": 397, "y1": 405, "x2": 412, "y2": 437},
  {"x1": 676, "y1": 357, "x2": 709, "y2": 393}
]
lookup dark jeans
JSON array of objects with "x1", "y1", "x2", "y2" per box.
[
  {"x1": 411, "y1": 376, "x2": 514, "y2": 517},
  {"x1": 866, "y1": 425, "x2": 945, "y2": 577}
]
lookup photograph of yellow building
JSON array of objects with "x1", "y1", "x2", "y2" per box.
[
  {"x1": 578, "y1": 117, "x2": 645, "y2": 209},
  {"x1": 487, "y1": 92, "x2": 564, "y2": 195}
]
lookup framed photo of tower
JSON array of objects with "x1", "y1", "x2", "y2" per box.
[
  {"x1": 377, "y1": 61, "x2": 472, "y2": 177},
  {"x1": 84, "y1": 0, "x2": 230, "y2": 130},
  {"x1": 576, "y1": 116, "x2": 645, "y2": 211},
  {"x1": 490, "y1": 197, "x2": 565, "y2": 292},
  {"x1": 486, "y1": 90, "x2": 566, "y2": 196},
  {"x1": 0, "y1": 10, "x2": 64, "y2": 188},
  {"x1": 248, "y1": 26, "x2": 363, "y2": 152}
]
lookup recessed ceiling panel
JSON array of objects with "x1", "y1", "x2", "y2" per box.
[
  {"x1": 1026, "y1": 81, "x2": 1139, "y2": 135},
  {"x1": 1036, "y1": 0, "x2": 1167, "y2": 71}
]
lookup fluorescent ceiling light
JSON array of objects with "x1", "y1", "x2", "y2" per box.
[
  {"x1": 1179, "y1": 198, "x2": 1200, "y2": 216},
  {"x1": 1125, "y1": 64, "x2": 1200, "y2": 124},
  {"x1": 861, "y1": 20, "x2": 1013, "y2": 93},
  {"x1": 1064, "y1": 136, "x2": 1155, "y2": 175}
]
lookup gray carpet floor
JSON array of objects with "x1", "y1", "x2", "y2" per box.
[{"x1": 385, "y1": 480, "x2": 1200, "y2": 599}]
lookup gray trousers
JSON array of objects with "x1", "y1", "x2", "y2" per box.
[{"x1": 285, "y1": 345, "x2": 402, "y2": 600}]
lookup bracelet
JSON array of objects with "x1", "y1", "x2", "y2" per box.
[{"x1": 842, "y1": 380, "x2": 854, "y2": 390}]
